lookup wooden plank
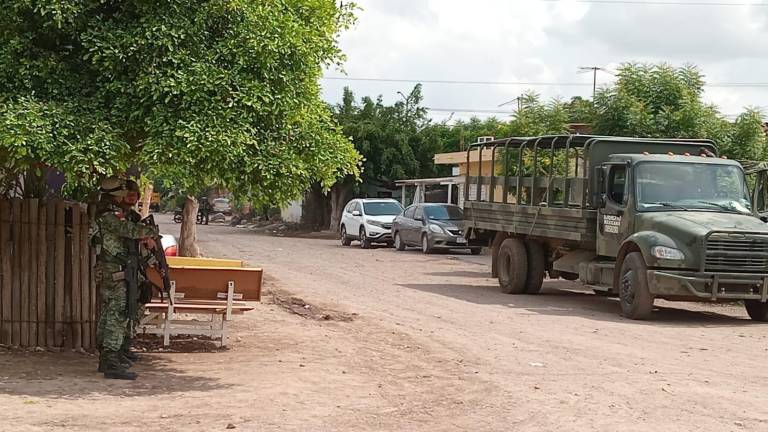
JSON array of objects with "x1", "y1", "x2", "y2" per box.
[
  {"x1": 71, "y1": 205, "x2": 82, "y2": 350},
  {"x1": 28, "y1": 199, "x2": 39, "y2": 347},
  {"x1": 20, "y1": 200, "x2": 31, "y2": 347},
  {"x1": 37, "y1": 203, "x2": 47, "y2": 347},
  {"x1": 0, "y1": 200, "x2": 10, "y2": 345},
  {"x1": 11, "y1": 199, "x2": 21, "y2": 346},
  {"x1": 80, "y1": 209, "x2": 90, "y2": 350},
  {"x1": 45, "y1": 201, "x2": 55, "y2": 346},
  {"x1": 63, "y1": 204, "x2": 72, "y2": 348},
  {"x1": 89, "y1": 205, "x2": 97, "y2": 350},
  {"x1": 54, "y1": 201, "x2": 65, "y2": 347}
]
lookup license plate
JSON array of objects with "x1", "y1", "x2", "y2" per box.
[{"x1": 456, "y1": 237, "x2": 467, "y2": 243}]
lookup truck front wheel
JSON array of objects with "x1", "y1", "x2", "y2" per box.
[
  {"x1": 744, "y1": 300, "x2": 768, "y2": 322},
  {"x1": 618, "y1": 252, "x2": 654, "y2": 320},
  {"x1": 497, "y1": 238, "x2": 528, "y2": 294}
]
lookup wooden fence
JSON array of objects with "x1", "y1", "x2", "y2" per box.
[{"x1": 0, "y1": 199, "x2": 96, "y2": 350}]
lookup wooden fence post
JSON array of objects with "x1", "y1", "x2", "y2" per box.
[
  {"x1": 0, "y1": 200, "x2": 11, "y2": 345},
  {"x1": 11, "y1": 199, "x2": 21, "y2": 346},
  {"x1": 54, "y1": 201, "x2": 65, "y2": 347},
  {"x1": 37, "y1": 202, "x2": 47, "y2": 347},
  {"x1": 71, "y1": 205, "x2": 82, "y2": 350}
]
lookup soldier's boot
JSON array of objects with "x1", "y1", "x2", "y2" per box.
[
  {"x1": 120, "y1": 338, "x2": 141, "y2": 362},
  {"x1": 98, "y1": 351, "x2": 131, "y2": 373},
  {"x1": 102, "y1": 351, "x2": 138, "y2": 380}
]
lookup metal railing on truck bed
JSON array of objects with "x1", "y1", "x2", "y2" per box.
[{"x1": 462, "y1": 135, "x2": 718, "y2": 242}]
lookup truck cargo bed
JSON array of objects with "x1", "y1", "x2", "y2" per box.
[{"x1": 464, "y1": 201, "x2": 597, "y2": 242}]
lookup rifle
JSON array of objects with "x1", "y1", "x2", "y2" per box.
[{"x1": 140, "y1": 215, "x2": 172, "y2": 304}]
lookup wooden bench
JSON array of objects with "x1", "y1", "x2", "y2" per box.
[{"x1": 141, "y1": 262, "x2": 262, "y2": 347}]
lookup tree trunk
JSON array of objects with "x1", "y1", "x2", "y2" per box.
[
  {"x1": 140, "y1": 183, "x2": 153, "y2": 218},
  {"x1": 178, "y1": 195, "x2": 201, "y2": 257},
  {"x1": 329, "y1": 182, "x2": 352, "y2": 233}
]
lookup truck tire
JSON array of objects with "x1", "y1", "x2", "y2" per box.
[
  {"x1": 497, "y1": 238, "x2": 528, "y2": 294},
  {"x1": 618, "y1": 252, "x2": 654, "y2": 320},
  {"x1": 744, "y1": 300, "x2": 768, "y2": 322},
  {"x1": 524, "y1": 240, "x2": 546, "y2": 294}
]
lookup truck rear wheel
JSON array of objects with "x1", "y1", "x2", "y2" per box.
[
  {"x1": 497, "y1": 238, "x2": 528, "y2": 294},
  {"x1": 618, "y1": 252, "x2": 654, "y2": 320},
  {"x1": 744, "y1": 300, "x2": 768, "y2": 322},
  {"x1": 524, "y1": 240, "x2": 546, "y2": 294}
]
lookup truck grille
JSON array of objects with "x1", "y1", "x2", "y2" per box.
[{"x1": 705, "y1": 234, "x2": 768, "y2": 272}]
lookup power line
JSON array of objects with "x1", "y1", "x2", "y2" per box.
[
  {"x1": 322, "y1": 76, "x2": 768, "y2": 88},
  {"x1": 425, "y1": 107, "x2": 515, "y2": 114},
  {"x1": 540, "y1": 0, "x2": 768, "y2": 6}
]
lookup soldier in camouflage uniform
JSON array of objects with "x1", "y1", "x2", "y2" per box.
[
  {"x1": 93, "y1": 177, "x2": 157, "y2": 380},
  {"x1": 120, "y1": 180, "x2": 155, "y2": 365}
]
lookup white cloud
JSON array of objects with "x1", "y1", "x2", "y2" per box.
[{"x1": 322, "y1": 0, "x2": 768, "y2": 124}]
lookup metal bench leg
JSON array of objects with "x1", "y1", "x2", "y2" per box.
[{"x1": 163, "y1": 281, "x2": 176, "y2": 347}]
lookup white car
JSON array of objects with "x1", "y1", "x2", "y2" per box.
[{"x1": 340, "y1": 198, "x2": 404, "y2": 249}]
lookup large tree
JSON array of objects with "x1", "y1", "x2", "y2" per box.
[
  {"x1": 0, "y1": 0, "x2": 360, "y2": 255},
  {"x1": 593, "y1": 63, "x2": 767, "y2": 160},
  {"x1": 325, "y1": 85, "x2": 439, "y2": 231}
]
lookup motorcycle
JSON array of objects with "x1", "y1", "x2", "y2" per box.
[{"x1": 173, "y1": 209, "x2": 205, "y2": 224}]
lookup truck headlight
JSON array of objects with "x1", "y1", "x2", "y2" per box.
[
  {"x1": 428, "y1": 224, "x2": 444, "y2": 234},
  {"x1": 651, "y1": 246, "x2": 685, "y2": 260}
]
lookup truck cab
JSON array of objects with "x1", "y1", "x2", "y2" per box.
[{"x1": 462, "y1": 135, "x2": 768, "y2": 321}]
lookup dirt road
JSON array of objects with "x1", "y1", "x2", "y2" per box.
[{"x1": 2, "y1": 215, "x2": 767, "y2": 431}]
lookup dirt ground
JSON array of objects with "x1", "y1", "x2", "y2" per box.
[{"x1": 2, "y1": 214, "x2": 768, "y2": 431}]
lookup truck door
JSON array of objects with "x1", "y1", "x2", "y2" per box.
[{"x1": 597, "y1": 163, "x2": 633, "y2": 257}]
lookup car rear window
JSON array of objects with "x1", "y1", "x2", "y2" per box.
[
  {"x1": 424, "y1": 205, "x2": 463, "y2": 220},
  {"x1": 363, "y1": 202, "x2": 403, "y2": 216}
]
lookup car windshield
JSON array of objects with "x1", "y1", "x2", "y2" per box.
[
  {"x1": 636, "y1": 162, "x2": 751, "y2": 214},
  {"x1": 424, "y1": 205, "x2": 463, "y2": 220},
  {"x1": 363, "y1": 201, "x2": 403, "y2": 216}
]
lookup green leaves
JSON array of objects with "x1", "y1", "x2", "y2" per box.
[
  {"x1": 0, "y1": 0, "x2": 360, "y2": 206},
  {"x1": 593, "y1": 62, "x2": 767, "y2": 160}
]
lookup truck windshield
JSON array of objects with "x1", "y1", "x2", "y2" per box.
[{"x1": 636, "y1": 162, "x2": 751, "y2": 214}]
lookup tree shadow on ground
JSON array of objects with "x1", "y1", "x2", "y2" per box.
[
  {"x1": 0, "y1": 350, "x2": 230, "y2": 399},
  {"x1": 397, "y1": 280, "x2": 756, "y2": 328}
]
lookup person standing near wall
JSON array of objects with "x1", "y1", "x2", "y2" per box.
[{"x1": 92, "y1": 177, "x2": 157, "y2": 380}]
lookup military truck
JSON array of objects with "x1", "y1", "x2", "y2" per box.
[{"x1": 462, "y1": 135, "x2": 768, "y2": 321}]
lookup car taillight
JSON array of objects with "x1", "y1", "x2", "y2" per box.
[{"x1": 164, "y1": 245, "x2": 177, "y2": 256}]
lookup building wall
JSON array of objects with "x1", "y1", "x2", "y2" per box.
[{"x1": 281, "y1": 199, "x2": 303, "y2": 223}]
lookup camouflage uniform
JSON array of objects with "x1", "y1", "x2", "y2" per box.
[{"x1": 93, "y1": 201, "x2": 156, "y2": 375}]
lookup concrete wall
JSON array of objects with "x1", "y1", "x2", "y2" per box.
[{"x1": 281, "y1": 199, "x2": 303, "y2": 223}]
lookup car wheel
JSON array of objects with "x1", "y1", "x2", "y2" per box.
[
  {"x1": 173, "y1": 214, "x2": 183, "y2": 224},
  {"x1": 359, "y1": 227, "x2": 371, "y2": 249},
  {"x1": 394, "y1": 232, "x2": 406, "y2": 251},
  {"x1": 340, "y1": 225, "x2": 351, "y2": 246},
  {"x1": 421, "y1": 234, "x2": 433, "y2": 254},
  {"x1": 497, "y1": 237, "x2": 527, "y2": 294},
  {"x1": 618, "y1": 252, "x2": 654, "y2": 320}
]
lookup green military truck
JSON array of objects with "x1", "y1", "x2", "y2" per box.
[{"x1": 462, "y1": 135, "x2": 768, "y2": 321}]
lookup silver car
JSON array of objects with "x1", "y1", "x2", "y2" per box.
[{"x1": 392, "y1": 203, "x2": 480, "y2": 254}]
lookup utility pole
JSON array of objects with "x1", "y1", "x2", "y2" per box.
[
  {"x1": 577, "y1": 66, "x2": 613, "y2": 99},
  {"x1": 498, "y1": 95, "x2": 523, "y2": 113}
]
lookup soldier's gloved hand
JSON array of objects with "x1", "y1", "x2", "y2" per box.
[{"x1": 141, "y1": 237, "x2": 157, "y2": 250}]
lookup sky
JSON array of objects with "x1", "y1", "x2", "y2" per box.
[{"x1": 320, "y1": 0, "x2": 768, "y2": 123}]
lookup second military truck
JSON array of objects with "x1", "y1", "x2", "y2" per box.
[{"x1": 462, "y1": 135, "x2": 768, "y2": 321}]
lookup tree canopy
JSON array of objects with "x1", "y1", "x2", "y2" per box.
[
  {"x1": 593, "y1": 63, "x2": 767, "y2": 160},
  {"x1": 0, "y1": 0, "x2": 360, "y2": 203}
]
